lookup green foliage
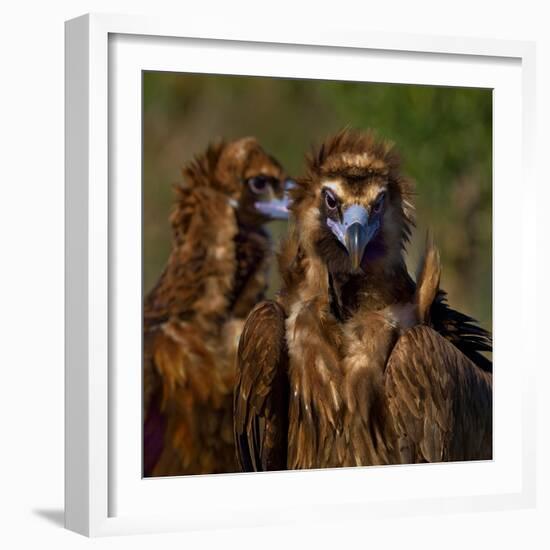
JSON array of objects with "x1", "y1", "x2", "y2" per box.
[{"x1": 143, "y1": 72, "x2": 492, "y2": 330}]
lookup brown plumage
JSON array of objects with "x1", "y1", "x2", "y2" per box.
[
  {"x1": 234, "y1": 129, "x2": 492, "y2": 471},
  {"x1": 144, "y1": 137, "x2": 288, "y2": 476}
]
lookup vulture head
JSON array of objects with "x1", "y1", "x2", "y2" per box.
[
  {"x1": 177, "y1": 136, "x2": 290, "y2": 230},
  {"x1": 290, "y1": 129, "x2": 415, "y2": 275}
]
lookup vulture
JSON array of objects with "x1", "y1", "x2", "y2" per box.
[
  {"x1": 234, "y1": 129, "x2": 492, "y2": 471},
  {"x1": 144, "y1": 137, "x2": 289, "y2": 476}
]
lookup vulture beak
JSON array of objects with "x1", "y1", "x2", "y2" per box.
[
  {"x1": 254, "y1": 179, "x2": 294, "y2": 220},
  {"x1": 328, "y1": 204, "x2": 379, "y2": 271}
]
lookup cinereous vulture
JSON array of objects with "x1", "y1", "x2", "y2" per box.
[
  {"x1": 144, "y1": 137, "x2": 290, "y2": 476},
  {"x1": 234, "y1": 129, "x2": 492, "y2": 471}
]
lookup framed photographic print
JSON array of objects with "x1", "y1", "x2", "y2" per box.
[{"x1": 65, "y1": 13, "x2": 536, "y2": 536}]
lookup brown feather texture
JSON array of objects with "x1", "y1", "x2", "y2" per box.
[
  {"x1": 234, "y1": 128, "x2": 492, "y2": 471},
  {"x1": 144, "y1": 137, "x2": 287, "y2": 476}
]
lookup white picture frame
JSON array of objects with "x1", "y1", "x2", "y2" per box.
[{"x1": 65, "y1": 12, "x2": 537, "y2": 537}]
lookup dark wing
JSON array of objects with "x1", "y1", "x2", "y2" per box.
[
  {"x1": 385, "y1": 325, "x2": 492, "y2": 464},
  {"x1": 431, "y1": 291, "x2": 493, "y2": 372},
  {"x1": 404, "y1": 257, "x2": 492, "y2": 374},
  {"x1": 234, "y1": 301, "x2": 289, "y2": 472},
  {"x1": 413, "y1": 236, "x2": 492, "y2": 373}
]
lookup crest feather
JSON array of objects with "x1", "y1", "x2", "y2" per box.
[
  {"x1": 177, "y1": 137, "x2": 268, "y2": 197},
  {"x1": 180, "y1": 140, "x2": 226, "y2": 192},
  {"x1": 290, "y1": 128, "x2": 415, "y2": 234}
]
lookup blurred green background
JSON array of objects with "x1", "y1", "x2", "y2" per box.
[{"x1": 143, "y1": 72, "x2": 492, "y2": 331}]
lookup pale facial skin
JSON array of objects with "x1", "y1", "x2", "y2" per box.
[{"x1": 321, "y1": 178, "x2": 388, "y2": 271}]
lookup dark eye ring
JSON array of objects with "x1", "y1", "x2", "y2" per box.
[
  {"x1": 373, "y1": 192, "x2": 386, "y2": 214},
  {"x1": 325, "y1": 190, "x2": 338, "y2": 210},
  {"x1": 247, "y1": 177, "x2": 268, "y2": 194}
]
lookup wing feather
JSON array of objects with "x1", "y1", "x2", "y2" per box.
[
  {"x1": 431, "y1": 294, "x2": 493, "y2": 372},
  {"x1": 385, "y1": 325, "x2": 492, "y2": 463},
  {"x1": 234, "y1": 301, "x2": 289, "y2": 471}
]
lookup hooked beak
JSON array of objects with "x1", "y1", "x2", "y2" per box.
[
  {"x1": 254, "y1": 179, "x2": 295, "y2": 221},
  {"x1": 345, "y1": 222, "x2": 369, "y2": 271},
  {"x1": 254, "y1": 197, "x2": 289, "y2": 220},
  {"x1": 327, "y1": 204, "x2": 379, "y2": 271}
]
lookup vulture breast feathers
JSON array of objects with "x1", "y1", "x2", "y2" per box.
[
  {"x1": 234, "y1": 129, "x2": 493, "y2": 471},
  {"x1": 144, "y1": 137, "x2": 289, "y2": 477}
]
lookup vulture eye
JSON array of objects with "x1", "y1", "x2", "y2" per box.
[
  {"x1": 247, "y1": 176, "x2": 269, "y2": 194},
  {"x1": 372, "y1": 192, "x2": 386, "y2": 214},
  {"x1": 324, "y1": 190, "x2": 338, "y2": 211}
]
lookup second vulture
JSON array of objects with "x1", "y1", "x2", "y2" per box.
[
  {"x1": 144, "y1": 137, "x2": 289, "y2": 476},
  {"x1": 234, "y1": 129, "x2": 492, "y2": 471}
]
